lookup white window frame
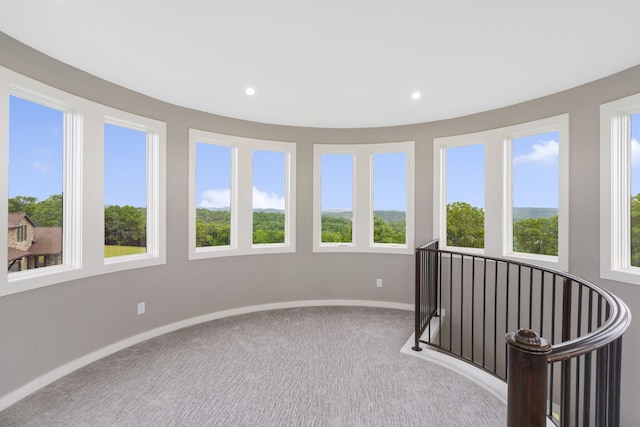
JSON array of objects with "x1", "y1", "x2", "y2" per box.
[
  {"x1": 102, "y1": 113, "x2": 165, "y2": 268},
  {"x1": 188, "y1": 129, "x2": 296, "y2": 259},
  {"x1": 313, "y1": 141, "x2": 415, "y2": 254},
  {"x1": 600, "y1": 93, "x2": 640, "y2": 285},
  {"x1": 0, "y1": 66, "x2": 166, "y2": 297},
  {"x1": 434, "y1": 114, "x2": 569, "y2": 270}
]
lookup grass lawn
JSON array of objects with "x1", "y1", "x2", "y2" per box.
[{"x1": 104, "y1": 245, "x2": 146, "y2": 258}]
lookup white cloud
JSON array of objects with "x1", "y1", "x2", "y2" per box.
[
  {"x1": 253, "y1": 187, "x2": 285, "y2": 210},
  {"x1": 28, "y1": 160, "x2": 52, "y2": 174},
  {"x1": 198, "y1": 187, "x2": 285, "y2": 210},
  {"x1": 631, "y1": 138, "x2": 640, "y2": 167},
  {"x1": 199, "y1": 189, "x2": 230, "y2": 208},
  {"x1": 514, "y1": 140, "x2": 559, "y2": 165}
]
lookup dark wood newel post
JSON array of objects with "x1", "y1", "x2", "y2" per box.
[{"x1": 506, "y1": 329, "x2": 552, "y2": 427}]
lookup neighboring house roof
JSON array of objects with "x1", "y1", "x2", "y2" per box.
[
  {"x1": 8, "y1": 247, "x2": 31, "y2": 262},
  {"x1": 8, "y1": 212, "x2": 37, "y2": 228},
  {"x1": 29, "y1": 227, "x2": 62, "y2": 256}
]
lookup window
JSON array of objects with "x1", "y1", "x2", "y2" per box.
[
  {"x1": 253, "y1": 150, "x2": 286, "y2": 245},
  {"x1": 194, "y1": 143, "x2": 233, "y2": 249},
  {"x1": 0, "y1": 66, "x2": 166, "y2": 297},
  {"x1": 189, "y1": 130, "x2": 296, "y2": 259},
  {"x1": 444, "y1": 143, "x2": 485, "y2": 250},
  {"x1": 313, "y1": 142, "x2": 415, "y2": 254},
  {"x1": 6, "y1": 91, "x2": 77, "y2": 279},
  {"x1": 104, "y1": 122, "x2": 148, "y2": 258},
  {"x1": 600, "y1": 93, "x2": 640, "y2": 284},
  {"x1": 511, "y1": 131, "x2": 560, "y2": 257},
  {"x1": 373, "y1": 152, "x2": 407, "y2": 245},
  {"x1": 320, "y1": 153, "x2": 354, "y2": 244},
  {"x1": 434, "y1": 114, "x2": 568, "y2": 270}
]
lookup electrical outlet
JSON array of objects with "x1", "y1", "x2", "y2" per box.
[
  {"x1": 376, "y1": 278, "x2": 382, "y2": 288},
  {"x1": 137, "y1": 302, "x2": 145, "y2": 315}
]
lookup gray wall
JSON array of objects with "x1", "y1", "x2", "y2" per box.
[{"x1": 1, "y1": 33, "x2": 639, "y2": 424}]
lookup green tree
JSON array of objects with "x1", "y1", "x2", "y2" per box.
[
  {"x1": 513, "y1": 215, "x2": 558, "y2": 256},
  {"x1": 31, "y1": 194, "x2": 63, "y2": 227},
  {"x1": 253, "y1": 211, "x2": 285, "y2": 244},
  {"x1": 373, "y1": 215, "x2": 405, "y2": 244},
  {"x1": 104, "y1": 205, "x2": 146, "y2": 247},
  {"x1": 195, "y1": 209, "x2": 231, "y2": 247},
  {"x1": 321, "y1": 215, "x2": 352, "y2": 242},
  {"x1": 631, "y1": 194, "x2": 640, "y2": 266},
  {"x1": 8, "y1": 196, "x2": 38, "y2": 218},
  {"x1": 446, "y1": 202, "x2": 484, "y2": 248}
]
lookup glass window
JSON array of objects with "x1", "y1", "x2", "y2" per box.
[
  {"x1": 1, "y1": 67, "x2": 166, "y2": 296},
  {"x1": 313, "y1": 142, "x2": 414, "y2": 254},
  {"x1": 630, "y1": 113, "x2": 640, "y2": 267},
  {"x1": 195, "y1": 143, "x2": 232, "y2": 248},
  {"x1": 373, "y1": 152, "x2": 406, "y2": 244},
  {"x1": 434, "y1": 114, "x2": 567, "y2": 269},
  {"x1": 445, "y1": 144, "x2": 485, "y2": 249},
  {"x1": 253, "y1": 150, "x2": 286, "y2": 245},
  {"x1": 104, "y1": 123, "x2": 148, "y2": 258},
  {"x1": 321, "y1": 153, "x2": 353, "y2": 244},
  {"x1": 8, "y1": 95, "x2": 64, "y2": 273},
  {"x1": 188, "y1": 129, "x2": 295, "y2": 259},
  {"x1": 512, "y1": 132, "x2": 559, "y2": 256}
]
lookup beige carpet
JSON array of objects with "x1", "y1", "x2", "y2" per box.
[{"x1": 0, "y1": 306, "x2": 505, "y2": 426}]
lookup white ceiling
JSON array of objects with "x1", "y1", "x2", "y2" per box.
[{"x1": 1, "y1": 1, "x2": 640, "y2": 128}]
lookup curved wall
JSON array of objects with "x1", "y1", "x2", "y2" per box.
[{"x1": 1, "y1": 32, "x2": 639, "y2": 425}]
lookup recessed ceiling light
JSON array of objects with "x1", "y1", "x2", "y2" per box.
[
  {"x1": 246, "y1": 87, "x2": 256, "y2": 96},
  {"x1": 411, "y1": 91, "x2": 422, "y2": 100}
]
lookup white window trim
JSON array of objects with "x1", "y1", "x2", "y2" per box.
[
  {"x1": 434, "y1": 114, "x2": 569, "y2": 271},
  {"x1": 313, "y1": 141, "x2": 415, "y2": 255},
  {"x1": 0, "y1": 66, "x2": 166, "y2": 297},
  {"x1": 102, "y1": 112, "x2": 166, "y2": 270},
  {"x1": 188, "y1": 129, "x2": 296, "y2": 259},
  {"x1": 600, "y1": 92, "x2": 640, "y2": 285}
]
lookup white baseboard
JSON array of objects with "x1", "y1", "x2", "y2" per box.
[
  {"x1": 401, "y1": 315, "x2": 559, "y2": 427},
  {"x1": 400, "y1": 311, "x2": 508, "y2": 404},
  {"x1": 0, "y1": 299, "x2": 412, "y2": 412}
]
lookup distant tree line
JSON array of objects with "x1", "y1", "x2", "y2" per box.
[
  {"x1": 11, "y1": 196, "x2": 640, "y2": 262},
  {"x1": 9, "y1": 195, "x2": 146, "y2": 247},
  {"x1": 320, "y1": 211, "x2": 406, "y2": 244},
  {"x1": 446, "y1": 201, "x2": 559, "y2": 256},
  {"x1": 9, "y1": 195, "x2": 63, "y2": 227},
  {"x1": 631, "y1": 194, "x2": 640, "y2": 266},
  {"x1": 195, "y1": 209, "x2": 286, "y2": 246}
]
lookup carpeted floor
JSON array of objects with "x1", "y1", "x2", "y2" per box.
[{"x1": 0, "y1": 306, "x2": 506, "y2": 426}]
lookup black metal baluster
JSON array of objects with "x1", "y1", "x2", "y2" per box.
[
  {"x1": 471, "y1": 256, "x2": 476, "y2": 363},
  {"x1": 460, "y1": 254, "x2": 464, "y2": 357},
  {"x1": 482, "y1": 257, "x2": 487, "y2": 369}
]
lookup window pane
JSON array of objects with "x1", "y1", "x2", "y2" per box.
[
  {"x1": 104, "y1": 124, "x2": 147, "y2": 258},
  {"x1": 512, "y1": 132, "x2": 559, "y2": 256},
  {"x1": 8, "y1": 96, "x2": 64, "y2": 272},
  {"x1": 373, "y1": 152, "x2": 406, "y2": 244},
  {"x1": 446, "y1": 144, "x2": 484, "y2": 248},
  {"x1": 631, "y1": 113, "x2": 640, "y2": 266},
  {"x1": 195, "y1": 143, "x2": 232, "y2": 247},
  {"x1": 253, "y1": 150, "x2": 286, "y2": 244},
  {"x1": 321, "y1": 153, "x2": 353, "y2": 243}
]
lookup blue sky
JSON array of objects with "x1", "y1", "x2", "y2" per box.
[
  {"x1": 319, "y1": 152, "x2": 407, "y2": 211},
  {"x1": 196, "y1": 145, "x2": 286, "y2": 210},
  {"x1": 104, "y1": 123, "x2": 147, "y2": 207},
  {"x1": 373, "y1": 152, "x2": 406, "y2": 210},
  {"x1": 512, "y1": 131, "x2": 559, "y2": 208},
  {"x1": 446, "y1": 131, "x2": 560, "y2": 208},
  {"x1": 8, "y1": 96, "x2": 64, "y2": 201},
  {"x1": 321, "y1": 153, "x2": 352, "y2": 210},
  {"x1": 9, "y1": 97, "x2": 640, "y2": 212},
  {"x1": 631, "y1": 112, "x2": 640, "y2": 195}
]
